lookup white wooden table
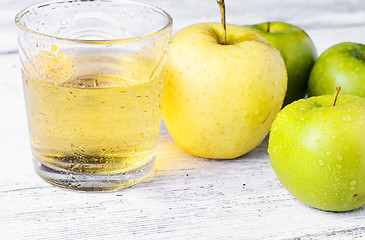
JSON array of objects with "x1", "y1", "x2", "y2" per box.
[{"x1": 1, "y1": 0, "x2": 365, "y2": 239}]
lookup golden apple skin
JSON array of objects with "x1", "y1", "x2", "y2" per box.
[{"x1": 163, "y1": 23, "x2": 287, "y2": 159}]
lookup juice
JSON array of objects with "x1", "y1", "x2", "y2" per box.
[{"x1": 23, "y1": 51, "x2": 165, "y2": 177}]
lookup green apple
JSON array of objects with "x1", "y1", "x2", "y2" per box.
[
  {"x1": 163, "y1": 23, "x2": 287, "y2": 159},
  {"x1": 308, "y1": 42, "x2": 365, "y2": 97},
  {"x1": 268, "y1": 91, "x2": 365, "y2": 211},
  {"x1": 247, "y1": 22, "x2": 317, "y2": 106}
]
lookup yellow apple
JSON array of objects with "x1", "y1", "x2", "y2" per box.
[{"x1": 163, "y1": 23, "x2": 287, "y2": 159}]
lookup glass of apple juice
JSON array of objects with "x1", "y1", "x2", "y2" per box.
[{"x1": 15, "y1": 0, "x2": 172, "y2": 190}]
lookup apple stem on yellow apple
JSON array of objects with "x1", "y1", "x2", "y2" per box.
[
  {"x1": 216, "y1": 0, "x2": 227, "y2": 45},
  {"x1": 332, "y1": 87, "x2": 342, "y2": 106},
  {"x1": 266, "y1": 22, "x2": 271, "y2": 32}
]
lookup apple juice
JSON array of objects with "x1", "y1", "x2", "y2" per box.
[{"x1": 23, "y1": 52, "x2": 164, "y2": 175}]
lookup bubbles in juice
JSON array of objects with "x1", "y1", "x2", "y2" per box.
[{"x1": 23, "y1": 51, "x2": 165, "y2": 174}]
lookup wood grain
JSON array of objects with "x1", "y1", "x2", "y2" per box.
[{"x1": 1, "y1": 0, "x2": 365, "y2": 239}]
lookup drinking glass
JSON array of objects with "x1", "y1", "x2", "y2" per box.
[{"x1": 15, "y1": 0, "x2": 172, "y2": 190}]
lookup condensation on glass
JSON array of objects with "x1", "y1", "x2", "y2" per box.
[{"x1": 15, "y1": 0, "x2": 172, "y2": 190}]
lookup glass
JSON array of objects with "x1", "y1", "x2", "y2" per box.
[{"x1": 15, "y1": 0, "x2": 172, "y2": 190}]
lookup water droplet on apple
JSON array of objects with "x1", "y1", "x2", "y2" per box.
[
  {"x1": 335, "y1": 177, "x2": 340, "y2": 181},
  {"x1": 350, "y1": 180, "x2": 357, "y2": 186},
  {"x1": 336, "y1": 165, "x2": 342, "y2": 169},
  {"x1": 272, "y1": 146, "x2": 278, "y2": 154},
  {"x1": 326, "y1": 151, "x2": 332, "y2": 156},
  {"x1": 337, "y1": 155, "x2": 343, "y2": 161},
  {"x1": 330, "y1": 135, "x2": 336, "y2": 139},
  {"x1": 343, "y1": 115, "x2": 351, "y2": 122},
  {"x1": 319, "y1": 159, "x2": 324, "y2": 166}
]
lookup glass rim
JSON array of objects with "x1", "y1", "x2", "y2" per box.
[{"x1": 15, "y1": 0, "x2": 173, "y2": 44}]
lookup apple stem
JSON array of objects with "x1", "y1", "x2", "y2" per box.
[
  {"x1": 217, "y1": 0, "x2": 227, "y2": 45},
  {"x1": 332, "y1": 87, "x2": 341, "y2": 106},
  {"x1": 266, "y1": 22, "x2": 271, "y2": 32}
]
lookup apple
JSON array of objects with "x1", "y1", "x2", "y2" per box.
[
  {"x1": 268, "y1": 88, "x2": 365, "y2": 211},
  {"x1": 162, "y1": 22, "x2": 287, "y2": 159},
  {"x1": 247, "y1": 22, "x2": 317, "y2": 106},
  {"x1": 308, "y1": 42, "x2": 365, "y2": 97}
]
